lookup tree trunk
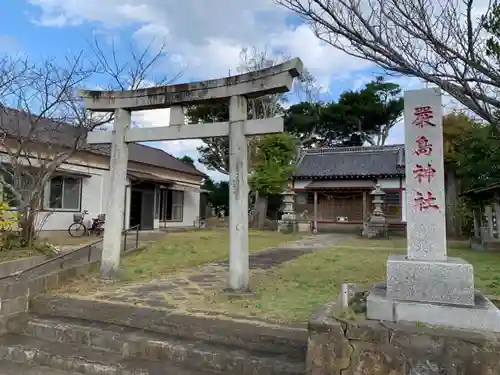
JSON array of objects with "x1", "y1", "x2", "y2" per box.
[
  {"x1": 255, "y1": 194, "x2": 268, "y2": 229},
  {"x1": 445, "y1": 166, "x2": 459, "y2": 238},
  {"x1": 19, "y1": 195, "x2": 42, "y2": 247},
  {"x1": 19, "y1": 209, "x2": 35, "y2": 247}
]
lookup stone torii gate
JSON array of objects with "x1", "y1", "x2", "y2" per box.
[{"x1": 79, "y1": 58, "x2": 303, "y2": 291}]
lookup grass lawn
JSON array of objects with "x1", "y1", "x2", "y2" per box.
[
  {"x1": 38, "y1": 231, "x2": 99, "y2": 247},
  {"x1": 0, "y1": 231, "x2": 99, "y2": 263},
  {"x1": 0, "y1": 249, "x2": 38, "y2": 262},
  {"x1": 118, "y1": 229, "x2": 303, "y2": 282},
  {"x1": 58, "y1": 229, "x2": 303, "y2": 295},
  {"x1": 194, "y1": 237, "x2": 500, "y2": 324}
]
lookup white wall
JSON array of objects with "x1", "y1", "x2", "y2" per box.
[
  {"x1": 153, "y1": 185, "x2": 161, "y2": 230},
  {"x1": 376, "y1": 178, "x2": 401, "y2": 189},
  {"x1": 1, "y1": 144, "x2": 204, "y2": 231},
  {"x1": 401, "y1": 190, "x2": 407, "y2": 222},
  {"x1": 40, "y1": 165, "x2": 107, "y2": 231},
  {"x1": 123, "y1": 178, "x2": 132, "y2": 230},
  {"x1": 163, "y1": 190, "x2": 200, "y2": 228},
  {"x1": 293, "y1": 180, "x2": 312, "y2": 189}
]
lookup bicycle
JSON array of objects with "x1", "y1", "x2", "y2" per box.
[{"x1": 68, "y1": 210, "x2": 106, "y2": 237}]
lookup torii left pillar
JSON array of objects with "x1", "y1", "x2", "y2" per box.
[{"x1": 101, "y1": 108, "x2": 130, "y2": 278}]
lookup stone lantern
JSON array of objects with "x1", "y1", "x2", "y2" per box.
[
  {"x1": 278, "y1": 184, "x2": 298, "y2": 233},
  {"x1": 362, "y1": 184, "x2": 388, "y2": 238}
]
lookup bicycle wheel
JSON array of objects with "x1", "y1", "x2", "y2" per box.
[{"x1": 68, "y1": 223, "x2": 86, "y2": 237}]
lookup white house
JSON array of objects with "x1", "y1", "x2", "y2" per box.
[{"x1": 0, "y1": 108, "x2": 207, "y2": 231}]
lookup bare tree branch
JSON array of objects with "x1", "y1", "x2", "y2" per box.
[
  {"x1": 275, "y1": 0, "x2": 500, "y2": 126},
  {"x1": 0, "y1": 36, "x2": 179, "y2": 242}
]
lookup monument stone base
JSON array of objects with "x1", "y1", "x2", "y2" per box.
[
  {"x1": 277, "y1": 220, "x2": 298, "y2": 233},
  {"x1": 296, "y1": 220, "x2": 311, "y2": 232},
  {"x1": 387, "y1": 255, "x2": 475, "y2": 306},
  {"x1": 362, "y1": 222, "x2": 388, "y2": 238},
  {"x1": 367, "y1": 284, "x2": 500, "y2": 332}
]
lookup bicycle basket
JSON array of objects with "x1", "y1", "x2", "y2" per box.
[
  {"x1": 97, "y1": 214, "x2": 106, "y2": 223},
  {"x1": 73, "y1": 214, "x2": 83, "y2": 223}
]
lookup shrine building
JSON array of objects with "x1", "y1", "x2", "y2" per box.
[{"x1": 292, "y1": 145, "x2": 407, "y2": 233}]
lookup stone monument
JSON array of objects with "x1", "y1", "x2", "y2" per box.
[
  {"x1": 278, "y1": 184, "x2": 298, "y2": 233},
  {"x1": 366, "y1": 87, "x2": 500, "y2": 332},
  {"x1": 362, "y1": 184, "x2": 388, "y2": 238},
  {"x1": 79, "y1": 58, "x2": 304, "y2": 293}
]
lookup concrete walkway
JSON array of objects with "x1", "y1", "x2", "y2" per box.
[{"x1": 84, "y1": 234, "x2": 347, "y2": 311}]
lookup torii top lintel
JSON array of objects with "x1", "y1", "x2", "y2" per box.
[{"x1": 79, "y1": 58, "x2": 304, "y2": 112}]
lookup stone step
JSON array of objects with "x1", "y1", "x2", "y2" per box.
[
  {"x1": 0, "y1": 334, "x2": 218, "y2": 375},
  {"x1": 22, "y1": 316, "x2": 305, "y2": 375},
  {"x1": 30, "y1": 296, "x2": 307, "y2": 359},
  {"x1": 0, "y1": 360, "x2": 79, "y2": 375}
]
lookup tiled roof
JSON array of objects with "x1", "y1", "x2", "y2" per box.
[
  {"x1": 293, "y1": 145, "x2": 405, "y2": 179},
  {"x1": 0, "y1": 108, "x2": 205, "y2": 177}
]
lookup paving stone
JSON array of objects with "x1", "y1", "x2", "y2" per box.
[
  {"x1": 189, "y1": 275, "x2": 218, "y2": 283},
  {"x1": 0, "y1": 360, "x2": 79, "y2": 375}
]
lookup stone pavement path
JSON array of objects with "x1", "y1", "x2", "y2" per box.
[{"x1": 84, "y1": 233, "x2": 347, "y2": 311}]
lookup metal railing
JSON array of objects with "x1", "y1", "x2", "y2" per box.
[
  {"x1": 122, "y1": 224, "x2": 140, "y2": 252},
  {"x1": 0, "y1": 224, "x2": 141, "y2": 282}
]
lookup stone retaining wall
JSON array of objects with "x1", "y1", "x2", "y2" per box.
[
  {"x1": 308, "y1": 301, "x2": 500, "y2": 374},
  {"x1": 0, "y1": 262, "x2": 95, "y2": 335},
  {"x1": 0, "y1": 255, "x2": 47, "y2": 277},
  {"x1": 30, "y1": 296, "x2": 308, "y2": 358},
  {"x1": 0, "y1": 245, "x2": 145, "y2": 337}
]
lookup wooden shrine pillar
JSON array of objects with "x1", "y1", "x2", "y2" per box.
[
  {"x1": 486, "y1": 205, "x2": 495, "y2": 239},
  {"x1": 313, "y1": 191, "x2": 318, "y2": 232}
]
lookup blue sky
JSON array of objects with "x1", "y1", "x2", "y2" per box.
[{"x1": 1, "y1": 0, "x2": 430, "y2": 180}]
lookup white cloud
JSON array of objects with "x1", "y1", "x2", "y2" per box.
[
  {"x1": 28, "y1": 0, "x2": 372, "y2": 82},
  {"x1": 28, "y1": 0, "x2": 376, "y2": 181}
]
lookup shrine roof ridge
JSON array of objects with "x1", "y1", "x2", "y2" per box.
[
  {"x1": 304, "y1": 144, "x2": 404, "y2": 155},
  {"x1": 294, "y1": 144, "x2": 405, "y2": 179},
  {"x1": 78, "y1": 58, "x2": 303, "y2": 112}
]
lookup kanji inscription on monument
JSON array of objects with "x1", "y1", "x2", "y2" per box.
[{"x1": 404, "y1": 87, "x2": 446, "y2": 261}]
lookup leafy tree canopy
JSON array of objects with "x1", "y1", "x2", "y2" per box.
[
  {"x1": 202, "y1": 177, "x2": 229, "y2": 212},
  {"x1": 284, "y1": 77, "x2": 403, "y2": 148},
  {"x1": 440, "y1": 112, "x2": 500, "y2": 190},
  {"x1": 442, "y1": 112, "x2": 478, "y2": 165},
  {"x1": 249, "y1": 133, "x2": 297, "y2": 196},
  {"x1": 454, "y1": 124, "x2": 500, "y2": 190},
  {"x1": 176, "y1": 155, "x2": 195, "y2": 165}
]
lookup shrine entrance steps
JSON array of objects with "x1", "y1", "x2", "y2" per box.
[{"x1": 0, "y1": 296, "x2": 308, "y2": 375}]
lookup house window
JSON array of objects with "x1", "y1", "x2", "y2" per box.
[
  {"x1": 159, "y1": 189, "x2": 184, "y2": 221},
  {"x1": 172, "y1": 190, "x2": 184, "y2": 221},
  {"x1": 154, "y1": 187, "x2": 160, "y2": 219},
  {"x1": 159, "y1": 189, "x2": 168, "y2": 221},
  {"x1": 383, "y1": 190, "x2": 401, "y2": 218},
  {"x1": 47, "y1": 176, "x2": 81, "y2": 210}
]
